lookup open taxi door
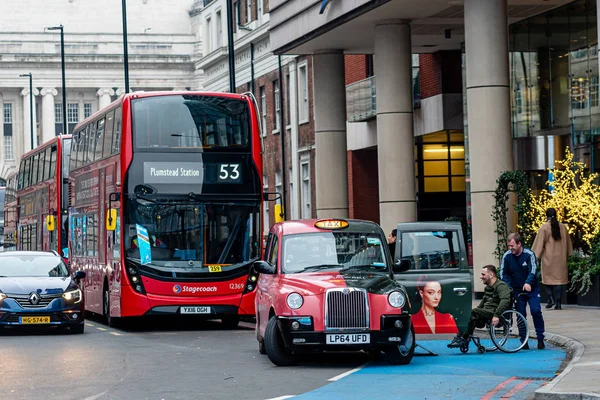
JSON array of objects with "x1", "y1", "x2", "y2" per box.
[{"x1": 391, "y1": 221, "x2": 472, "y2": 335}]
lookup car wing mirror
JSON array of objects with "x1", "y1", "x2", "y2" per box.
[
  {"x1": 253, "y1": 260, "x2": 276, "y2": 274},
  {"x1": 393, "y1": 259, "x2": 410, "y2": 273},
  {"x1": 75, "y1": 270, "x2": 87, "y2": 280}
]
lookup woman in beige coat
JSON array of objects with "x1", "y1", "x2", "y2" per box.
[{"x1": 532, "y1": 208, "x2": 573, "y2": 310}]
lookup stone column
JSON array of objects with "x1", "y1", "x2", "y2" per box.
[
  {"x1": 41, "y1": 88, "x2": 57, "y2": 144},
  {"x1": 312, "y1": 51, "x2": 349, "y2": 218},
  {"x1": 464, "y1": 0, "x2": 513, "y2": 293},
  {"x1": 21, "y1": 87, "x2": 39, "y2": 151},
  {"x1": 374, "y1": 21, "x2": 417, "y2": 235},
  {"x1": 97, "y1": 88, "x2": 115, "y2": 110}
]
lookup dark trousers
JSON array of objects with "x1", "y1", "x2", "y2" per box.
[
  {"x1": 463, "y1": 308, "x2": 494, "y2": 338},
  {"x1": 515, "y1": 289, "x2": 545, "y2": 340},
  {"x1": 544, "y1": 284, "x2": 566, "y2": 304}
]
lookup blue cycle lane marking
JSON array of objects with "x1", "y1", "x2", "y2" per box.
[{"x1": 290, "y1": 340, "x2": 565, "y2": 400}]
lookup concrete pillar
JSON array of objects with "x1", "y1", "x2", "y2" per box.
[
  {"x1": 97, "y1": 88, "x2": 114, "y2": 111},
  {"x1": 288, "y1": 60, "x2": 301, "y2": 220},
  {"x1": 374, "y1": 21, "x2": 417, "y2": 235},
  {"x1": 41, "y1": 88, "x2": 57, "y2": 144},
  {"x1": 464, "y1": 0, "x2": 513, "y2": 292},
  {"x1": 21, "y1": 87, "x2": 39, "y2": 151},
  {"x1": 312, "y1": 51, "x2": 349, "y2": 218}
]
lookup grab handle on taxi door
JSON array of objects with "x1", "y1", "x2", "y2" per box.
[{"x1": 453, "y1": 287, "x2": 468, "y2": 296}]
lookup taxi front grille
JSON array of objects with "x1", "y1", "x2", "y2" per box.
[
  {"x1": 7, "y1": 293, "x2": 62, "y2": 309},
  {"x1": 324, "y1": 288, "x2": 369, "y2": 331}
]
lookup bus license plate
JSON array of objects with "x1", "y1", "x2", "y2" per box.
[
  {"x1": 180, "y1": 306, "x2": 211, "y2": 314},
  {"x1": 20, "y1": 316, "x2": 51, "y2": 324},
  {"x1": 326, "y1": 333, "x2": 370, "y2": 344}
]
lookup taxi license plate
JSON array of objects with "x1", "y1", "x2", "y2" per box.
[
  {"x1": 326, "y1": 333, "x2": 370, "y2": 344},
  {"x1": 20, "y1": 316, "x2": 51, "y2": 324},
  {"x1": 180, "y1": 306, "x2": 211, "y2": 314}
]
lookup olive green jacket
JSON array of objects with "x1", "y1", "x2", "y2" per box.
[{"x1": 477, "y1": 279, "x2": 512, "y2": 318}]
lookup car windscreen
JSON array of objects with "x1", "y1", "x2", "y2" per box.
[
  {"x1": 0, "y1": 255, "x2": 70, "y2": 277},
  {"x1": 282, "y1": 231, "x2": 388, "y2": 274},
  {"x1": 400, "y1": 230, "x2": 460, "y2": 270}
]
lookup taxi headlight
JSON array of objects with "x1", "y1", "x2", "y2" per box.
[
  {"x1": 62, "y1": 289, "x2": 82, "y2": 304},
  {"x1": 286, "y1": 292, "x2": 304, "y2": 310},
  {"x1": 388, "y1": 291, "x2": 405, "y2": 308},
  {"x1": 0, "y1": 292, "x2": 6, "y2": 301}
]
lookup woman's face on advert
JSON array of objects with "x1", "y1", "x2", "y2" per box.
[{"x1": 420, "y1": 281, "x2": 442, "y2": 308}]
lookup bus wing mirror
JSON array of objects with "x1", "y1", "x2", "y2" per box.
[
  {"x1": 253, "y1": 260, "x2": 276, "y2": 275},
  {"x1": 46, "y1": 215, "x2": 56, "y2": 232},
  {"x1": 106, "y1": 209, "x2": 118, "y2": 231}
]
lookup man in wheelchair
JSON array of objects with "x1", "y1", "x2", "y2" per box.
[{"x1": 448, "y1": 265, "x2": 512, "y2": 349}]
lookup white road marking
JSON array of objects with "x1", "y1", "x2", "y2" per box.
[
  {"x1": 86, "y1": 323, "x2": 94, "y2": 327},
  {"x1": 110, "y1": 332, "x2": 122, "y2": 336},
  {"x1": 327, "y1": 362, "x2": 369, "y2": 382},
  {"x1": 264, "y1": 396, "x2": 295, "y2": 400},
  {"x1": 81, "y1": 390, "x2": 109, "y2": 400},
  {"x1": 96, "y1": 327, "x2": 107, "y2": 331}
]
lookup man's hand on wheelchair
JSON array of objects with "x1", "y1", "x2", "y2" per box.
[
  {"x1": 492, "y1": 317, "x2": 500, "y2": 326},
  {"x1": 523, "y1": 283, "x2": 532, "y2": 292}
]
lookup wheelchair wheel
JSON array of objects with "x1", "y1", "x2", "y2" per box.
[
  {"x1": 491, "y1": 309, "x2": 529, "y2": 353},
  {"x1": 472, "y1": 326, "x2": 498, "y2": 352},
  {"x1": 460, "y1": 344, "x2": 469, "y2": 353}
]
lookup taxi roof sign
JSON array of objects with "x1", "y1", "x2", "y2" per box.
[{"x1": 314, "y1": 219, "x2": 349, "y2": 230}]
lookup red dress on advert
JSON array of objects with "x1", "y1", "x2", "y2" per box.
[{"x1": 411, "y1": 309, "x2": 459, "y2": 334}]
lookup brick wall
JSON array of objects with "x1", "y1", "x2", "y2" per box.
[
  {"x1": 347, "y1": 148, "x2": 379, "y2": 224},
  {"x1": 344, "y1": 55, "x2": 368, "y2": 86},
  {"x1": 419, "y1": 53, "x2": 442, "y2": 99}
]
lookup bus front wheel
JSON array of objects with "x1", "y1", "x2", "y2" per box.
[{"x1": 221, "y1": 316, "x2": 240, "y2": 329}]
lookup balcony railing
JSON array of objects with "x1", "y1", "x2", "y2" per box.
[{"x1": 346, "y1": 76, "x2": 377, "y2": 122}]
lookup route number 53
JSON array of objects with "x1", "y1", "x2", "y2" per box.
[{"x1": 219, "y1": 164, "x2": 240, "y2": 181}]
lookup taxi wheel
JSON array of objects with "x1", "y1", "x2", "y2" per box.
[
  {"x1": 264, "y1": 316, "x2": 297, "y2": 366},
  {"x1": 386, "y1": 325, "x2": 415, "y2": 365},
  {"x1": 258, "y1": 339, "x2": 266, "y2": 355}
]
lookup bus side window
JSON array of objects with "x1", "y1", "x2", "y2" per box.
[
  {"x1": 23, "y1": 157, "x2": 31, "y2": 188},
  {"x1": 17, "y1": 160, "x2": 24, "y2": 190},
  {"x1": 95, "y1": 118, "x2": 105, "y2": 161},
  {"x1": 38, "y1": 150, "x2": 46, "y2": 183},
  {"x1": 87, "y1": 121, "x2": 97, "y2": 163},
  {"x1": 103, "y1": 110, "x2": 115, "y2": 157},
  {"x1": 78, "y1": 125, "x2": 88, "y2": 167},
  {"x1": 31, "y1": 153, "x2": 39, "y2": 186},
  {"x1": 44, "y1": 146, "x2": 52, "y2": 181},
  {"x1": 70, "y1": 131, "x2": 79, "y2": 171},
  {"x1": 49, "y1": 146, "x2": 57, "y2": 179},
  {"x1": 112, "y1": 107, "x2": 122, "y2": 154}
]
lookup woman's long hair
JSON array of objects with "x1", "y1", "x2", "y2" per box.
[{"x1": 546, "y1": 208, "x2": 561, "y2": 241}]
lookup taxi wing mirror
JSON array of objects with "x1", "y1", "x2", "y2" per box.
[
  {"x1": 253, "y1": 260, "x2": 276, "y2": 275},
  {"x1": 46, "y1": 215, "x2": 56, "y2": 232},
  {"x1": 75, "y1": 270, "x2": 86, "y2": 280},
  {"x1": 106, "y1": 209, "x2": 117, "y2": 231},
  {"x1": 393, "y1": 259, "x2": 411, "y2": 273}
]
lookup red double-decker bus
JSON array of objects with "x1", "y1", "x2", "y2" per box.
[
  {"x1": 15, "y1": 136, "x2": 72, "y2": 255},
  {"x1": 68, "y1": 91, "x2": 264, "y2": 327},
  {"x1": 2, "y1": 171, "x2": 18, "y2": 252}
]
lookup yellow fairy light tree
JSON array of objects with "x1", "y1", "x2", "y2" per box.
[{"x1": 525, "y1": 147, "x2": 600, "y2": 247}]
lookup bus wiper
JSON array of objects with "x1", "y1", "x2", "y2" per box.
[{"x1": 296, "y1": 264, "x2": 343, "y2": 273}]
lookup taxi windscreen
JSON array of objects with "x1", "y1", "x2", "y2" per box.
[{"x1": 282, "y1": 231, "x2": 388, "y2": 274}]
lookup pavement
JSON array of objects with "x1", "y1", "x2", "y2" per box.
[{"x1": 469, "y1": 300, "x2": 600, "y2": 399}]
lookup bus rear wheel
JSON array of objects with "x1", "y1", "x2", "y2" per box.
[{"x1": 103, "y1": 286, "x2": 116, "y2": 328}]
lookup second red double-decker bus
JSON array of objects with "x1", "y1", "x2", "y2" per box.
[
  {"x1": 16, "y1": 136, "x2": 71, "y2": 255},
  {"x1": 69, "y1": 91, "x2": 264, "y2": 327},
  {"x1": 2, "y1": 171, "x2": 18, "y2": 252}
]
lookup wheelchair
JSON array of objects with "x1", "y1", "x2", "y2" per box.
[{"x1": 460, "y1": 292, "x2": 530, "y2": 354}]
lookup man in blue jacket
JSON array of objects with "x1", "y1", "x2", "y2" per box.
[{"x1": 500, "y1": 232, "x2": 545, "y2": 349}]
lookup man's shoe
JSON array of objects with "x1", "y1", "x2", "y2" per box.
[
  {"x1": 538, "y1": 340, "x2": 545, "y2": 350},
  {"x1": 554, "y1": 303, "x2": 562, "y2": 310},
  {"x1": 448, "y1": 335, "x2": 467, "y2": 348},
  {"x1": 546, "y1": 296, "x2": 555, "y2": 309}
]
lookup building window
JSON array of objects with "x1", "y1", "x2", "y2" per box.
[
  {"x1": 84, "y1": 103, "x2": 93, "y2": 119},
  {"x1": 216, "y1": 11, "x2": 222, "y2": 48},
  {"x1": 246, "y1": 0, "x2": 251, "y2": 24},
  {"x1": 298, "y1": 63, "x2": 309, "y2": 123},
  {"x1": 263, "y1": 174, "x2": 269, "y2": 234},
  {"x1": 289, "y1": 167, "x2": 294, "y2": 219},
  {"x1": 68, "y1": 103, "x2": 79, "y2": 134},
  {"x1": 515, "y1": 84, "x2": 523, "y2": 114},
  {"x1": 275, "y1": 171, "x2": 282, "y2": 207},
  {"x1": 571, "y1": 78, "x2": 588, "y2": 110},
  {"x1": 257, "y1": 0, "x2": 263, "y2": 24},
  {"x1": 420, "y1": 132, "x2": 466, "y2": 193},
  {"x1": 3, "y1": 137, "x2": 13, "y2": 161},
  {"x1": 591, "y1": 76, "x2": 599, "y2": 108},
  {"x1": 206, "y1": 16, "x2": 212, "y2": 53},
  {"x1": 54, "y1": 104, "x2": 64, "y2": 135},
  {"x1": 273, "y1": 80, "x2": 281, "y2": 132},
  {"x1": 285, "y1": 73, "x2": 291, "y2": 127},
  {"x1": 301, "y1": 161, "x2": 311, "y2": 218},
  {"x1": 234, "y1": 2, "x2": 239, "y2": 26},
  {"x1": 3, "y1": 103, "x2": 13, "y2": 139},
  {"x1": 260, "y1": 86, "x2": 266, "y2": 136}
]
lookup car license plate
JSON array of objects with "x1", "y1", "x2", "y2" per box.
[
  {"x1": 326, "y1": 333, "x2": 370, "y2": 344},
  {"x1": 180, "y1": 306, "x2": 211, "y2": 314},
  {"x1": 20, "y1": 316, "x2": 51, "y2": 324}
]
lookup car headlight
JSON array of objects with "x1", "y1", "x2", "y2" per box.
[
  {"x1": 0, "y1": 292, "x2": 6, "y2": 301},
  {"x1": 388, "y1": 291, "x2": 406, "y2": 308},
  {"x1": 286, "y1": 292, "x2": 304, "y2": 310},
  {"x1": 62, "y1": 289, "x2": 82, "y2": 304}
]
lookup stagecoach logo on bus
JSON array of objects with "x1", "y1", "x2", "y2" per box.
[{"x1": 172, "y1": 284, "x2": 217, "y2": 294}]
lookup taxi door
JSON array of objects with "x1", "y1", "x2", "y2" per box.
[{"x1": 392, "y1": 221, "x2": 472, "y2": 335}]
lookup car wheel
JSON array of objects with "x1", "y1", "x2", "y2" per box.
[
  {"x1": 386, "y1": 324, "x2": 415, "y2": 365},
  {"x1": 70, "y1": 323, "x2": 85, "y2": 334},
  {"x1": 221, "y1": 316, "x2": 240, "y2": 329},
  {"x1": 264, "y1": 316, "x2": 297, "y2": 366},
  {"x1": 258, "y1": 339, "x2": 266, "y2": 355}
]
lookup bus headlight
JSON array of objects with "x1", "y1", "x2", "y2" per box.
[
  {"x1": 388, "y1": 291, "x2": 405, "y2": 308},
  {"x1": 286, "y1": 293, "x2": 304, "y2": 310},
  {"x1": 62, "y1": 289, "x2": 82, "y2": 304}
]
